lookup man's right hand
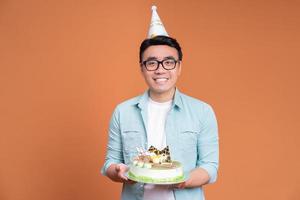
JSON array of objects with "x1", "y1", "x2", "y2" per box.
[
  {"x1": 106, "y1": 163, "x2": 136, "y2": 184},
  {"x1": 115, "y1": 163, "x2": 129, "y2": 181}
]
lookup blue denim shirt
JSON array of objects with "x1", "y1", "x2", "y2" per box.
[{"x1": 101, "y1": 89, "x2": 219, "y2": 200}]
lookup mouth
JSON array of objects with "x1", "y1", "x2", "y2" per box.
[{"x1": 153, "y1": 77, "x2": 169, "y2": 83}]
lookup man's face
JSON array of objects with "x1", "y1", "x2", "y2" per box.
[{"x1": 140, "y1": 45, "x2": 181, "y2": 99}]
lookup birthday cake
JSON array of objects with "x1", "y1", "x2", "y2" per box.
[{"x1": 128, "y1": 146, "x2": 184, "y2": 184}]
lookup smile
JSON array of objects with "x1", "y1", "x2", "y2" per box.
[{"x1": 153, "y1": 78, "x2": 169, "y2": 83}]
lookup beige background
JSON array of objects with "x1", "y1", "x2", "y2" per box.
[{"x1": 1, "y1": 0, "x2": 299, "y2": 199}]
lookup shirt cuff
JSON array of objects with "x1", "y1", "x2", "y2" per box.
[
  {"x1": 101, "y1": 161, "x2": 115, "y2": 176},
  {"x1": 199, "y1": 164, "x2": 218, "y2": 183}
]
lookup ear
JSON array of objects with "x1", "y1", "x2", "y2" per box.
[
  {"x1": 140, "y1": 63, "x2": 144, "y2": 73},
  {"x1": 177, "y1": 61, "x2": 182, "y2": 75}
]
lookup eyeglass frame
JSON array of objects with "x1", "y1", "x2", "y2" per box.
[{"x1": 141, "y1": 57, "x2": 180, "y2": 71}]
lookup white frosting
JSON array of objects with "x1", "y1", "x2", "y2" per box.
[{"x1": 129, "y1": 162, "x2": 183, "y2": 180}]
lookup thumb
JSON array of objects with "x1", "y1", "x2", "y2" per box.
[{"x1": 115, "y1": 164, "x2": 121, "y2": 173}]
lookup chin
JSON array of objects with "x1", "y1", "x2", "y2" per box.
[{"x1": 151, "y1": 87, "x2": 172, "y2": 94}]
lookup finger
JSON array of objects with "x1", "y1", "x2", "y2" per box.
[
  {"x1": 115, "y1": 164, "x2": 120, "y2": 172},
  {"x1": 126, "y1": 180, "x2": 136, "y2": 185},
  {"x1": 170, "y1": 183, "x2": 184, "y2": 189},
  {"x1": 177, "y1": 182, "x2": 186, "y2": 189},
  {"x1": 118, "y1": 170, "x2": 129, "y2": 181},
  {"x1": 119, "y1": 174, "x2": 128, "y2": 180}
]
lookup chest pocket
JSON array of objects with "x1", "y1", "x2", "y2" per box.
[
  {"x1": 178, "y1": 126, "x2": 199, "y2": 154},
  {"x1": 174, "y1": 127, "x2": 199, "y2": 168},
  {"x1": 180, "y1": 128, "x2": 198, "y2": 144}
]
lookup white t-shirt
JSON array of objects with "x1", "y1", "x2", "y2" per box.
[{"x1": 143, "y1": 97, "x2": 175, "y2": 200}]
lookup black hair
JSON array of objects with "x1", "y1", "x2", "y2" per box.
[{"x1": 139, "y1": 35, "x2": 183, "y2": 63}]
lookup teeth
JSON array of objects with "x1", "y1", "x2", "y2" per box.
[{"x1": 154, "y1": 78, "x2": 168, "y2": 82}]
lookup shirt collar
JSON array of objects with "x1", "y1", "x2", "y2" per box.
[
  {"x1": 136, "y1": 88, "x2": 183, "y2": 110},
  {"x1": 173, "y1": 88, "x2": 183, "y2": 109}
]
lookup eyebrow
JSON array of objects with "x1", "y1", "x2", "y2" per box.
[
  {"x1": 145, "y1": 56, "x2": 157, "y2": 61},
  {"x1": 145, "y1": 56, "x2": 177, "y2": 61}
]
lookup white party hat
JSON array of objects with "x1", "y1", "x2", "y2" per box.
[{"x1": 147, "y1": 5, "x2": 169, "y2": 38}]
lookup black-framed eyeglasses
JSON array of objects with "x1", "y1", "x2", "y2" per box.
[{"x1": 141, "y1": 58, "x2": 179, "y2": 71}]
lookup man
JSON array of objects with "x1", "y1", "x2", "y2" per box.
[{"x1": 101, "y1": 6, "x2": 219, "y2": 200}]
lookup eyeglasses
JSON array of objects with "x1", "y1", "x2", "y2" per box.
[{"x1": 141, "y1": 58, "x2": 179, "y2": 71}]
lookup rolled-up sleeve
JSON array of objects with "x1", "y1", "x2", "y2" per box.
[
  {"x1": 101, "y1": 106, "x2": 124, "y2": 175},
  {"x1": 196, "y1": 104, "x2": 219, "y2": 183}
]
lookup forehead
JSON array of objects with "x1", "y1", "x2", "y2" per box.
[{"x1": 142, "y1": 45, "x2": 178, "y2": 60}]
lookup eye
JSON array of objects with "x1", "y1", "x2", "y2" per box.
[
  {"x1": 146, "y1": 60, "x2": 157, "y2": 66},
  {"x1": 163, "y1": 59, "x2": 175, "y2": 66}
]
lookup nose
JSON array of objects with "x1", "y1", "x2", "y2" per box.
[{"x1": 155, "y1": 62, "x2": 165, "y2": 73}]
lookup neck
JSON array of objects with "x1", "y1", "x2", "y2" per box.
[{"x1": 149, "y1": 88, "x2": 176, "y2": 103}]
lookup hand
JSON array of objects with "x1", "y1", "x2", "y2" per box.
[
  {"x1": 115, "y1": 163, "x2": 136, "y2": 184},
  {"x1": 171, "y1": 167, "x2": 211, "y2": 189},
  {"x1": 171, "y1": 181, "x2": 187, "y2": 190}
]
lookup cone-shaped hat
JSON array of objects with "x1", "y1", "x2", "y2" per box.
[{"x1": 147, "y1": 6, "x2": 169, "y2": 38}]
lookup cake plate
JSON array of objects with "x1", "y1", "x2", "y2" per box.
[{"x1": 124, "y1": 172, "x2": 189, "y2": 185}]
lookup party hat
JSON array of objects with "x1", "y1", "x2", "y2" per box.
[{"x1": 147, "y1": 5, "x2": 169, "y2": 38}]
